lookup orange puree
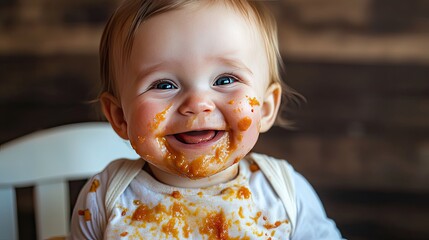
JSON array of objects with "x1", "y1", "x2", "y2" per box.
[
  {"x1": 263, "y1": 221, "x2": 283, "y2": 229},
  {"x1": 236, "y1": 186, "x2": 251, "y2": 199},
  {"x1": 159, "y1": 132, "x2": 235, "y2": 179},
  {"x1": 171, "y1": 191, "x2": 182, "y2": 199},
  {"x1": 137, "y1": 135, "x2": 145, "y2": 144},
  {"x1": 249, "y1": 163, "x2": 260, "y2": 172},
  {"x1": 238, "y1": 117, "x2": 252, "y2": 131},
  {"x1": 161, "y1": 218, "x2": 179, "y2": 239},
  {"x1": 84, "y1": 209, "x2": 91, "y2": 221},
  {"x1": 151, "y1": 104, "x2": 172, "y2": 130},
  {"x1": 247, "y1": 97, "x2": 260, "y2": 107},
  {"x1": 199, "y1": 211, "x2": 230, "y2": 240},
  {"x1": 89, "y1": 179, "x2": 100, "y2": 192}
]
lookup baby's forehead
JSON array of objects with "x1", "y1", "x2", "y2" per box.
[{"x1": 116, "y1": 1, "x2": 262, "y2": 60}]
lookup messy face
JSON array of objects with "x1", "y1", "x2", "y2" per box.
[{"x1": 114, "y1": 3, "x2": 271, "y2": 180}]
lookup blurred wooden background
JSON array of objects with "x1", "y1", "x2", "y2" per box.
[{"x1": 1, "y1": 0, "x2": 428, "y2": 239}]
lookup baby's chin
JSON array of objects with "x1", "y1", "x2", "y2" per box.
[{"x1": 169, "y1": 154, "x2": 238, "y2": 179}]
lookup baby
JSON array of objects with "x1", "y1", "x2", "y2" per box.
[{"x1": 71, "y1": 0, "x2": 343, "y2": 239}]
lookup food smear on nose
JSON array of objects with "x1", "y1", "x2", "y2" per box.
[
  {"x1": 238, "y1": 117, "x2": 252, "y2": 131},
  {"x1": 151, "y1": 103, "x2": 172, "y2": 131}
]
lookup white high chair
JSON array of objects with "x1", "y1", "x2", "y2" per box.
[{"x1": 0, "y1": 122, "x2": 139, "y2": 240}]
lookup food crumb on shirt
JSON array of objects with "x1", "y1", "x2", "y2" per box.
[
  {"x1": 84, "y1": 209, "x2": 91, "y2": 221},
  {"x1": 171, "y1": 190, "x2": 182, "y2": 199},
  {"x1": 120, "y1": 231, "x2": 128, "y2": 237},
  {"x1": 249, "y1": 163, "x2": 260, "y2": 172},
  {"x1": 89, "y1": 179, "x2": 100, "y2": 192},
  {"x1": 121, "y1": 209, "x2": 127, "y2": 216},
  {"x1": 236, "y1": 186, "x2": 251, "y2": 199}
]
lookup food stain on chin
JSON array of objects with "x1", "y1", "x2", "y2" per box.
[
  {"x1": 151, "y1": 103, "x2": 172, "y2": 131},
  {"x1": 137, "y1": 136, "x2": 145, "y2": 144},
  {"x1": 238, "y1": 117, "x2": 252, "y2": 131},
  {"x1": 156, "y1": 132, "x2": 236, "y2": 179}
]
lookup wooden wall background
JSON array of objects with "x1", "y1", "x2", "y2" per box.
[{"x1": 1, "y1": 0, "x2": 428, "y2": 239}]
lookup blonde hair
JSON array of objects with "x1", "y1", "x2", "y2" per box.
[{"x1": 99, "y1": 0, "x2": 303, "y2": 126}]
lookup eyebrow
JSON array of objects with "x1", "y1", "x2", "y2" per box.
[
  {"x1": 135, "y1": 56, "x2": 254, "y2": 82},
  {"x1": 214, "y1": 57, "x2": 254, "y2": 76}
]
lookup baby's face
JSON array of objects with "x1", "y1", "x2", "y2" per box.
[{"x1": 115, "y1": 3, "x2": 273, "y2": 179}]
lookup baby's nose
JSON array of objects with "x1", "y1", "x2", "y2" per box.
[{"x1": 178, "y1": 93, "x2": 215, "y2": 116}]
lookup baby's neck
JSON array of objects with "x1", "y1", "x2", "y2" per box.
[{"x1": 147, "y1": 164, "x2": 239, "y2": 188}]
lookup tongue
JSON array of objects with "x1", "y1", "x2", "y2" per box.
[{"x1": 175, "y1": 130, "x2": 217, "y2": 144}]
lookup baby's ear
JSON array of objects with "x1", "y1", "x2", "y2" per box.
[
  {"x1": 100, "y1": 92, "x2": 129, "y2": 140},
  {"x1": 259, "y1": 83, "x2": 282, "y2": 133}
]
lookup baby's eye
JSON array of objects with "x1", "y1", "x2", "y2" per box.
[
  {"x1": 214, "y1": 76, "x2": 237, "y2": 86},
  {"x1": 152, "y1": 80, "x2": 177, "y2": 90}
]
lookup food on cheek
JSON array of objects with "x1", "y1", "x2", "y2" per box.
[
  {"x1": 246, "y1": 96, "x2": 260, "y2": 107},
  {"x1": 237, "y1": 117, "x2": 252, "y2": 132},
  {"x1": 150, "y1": 104, "x2": 172, "y2": 131},
  {"x1": 246, "y1": 96, "x2": 260, "y2": 113}
]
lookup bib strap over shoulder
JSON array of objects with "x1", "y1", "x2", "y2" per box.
[
  {"x1": 105, "y1": 158, "x2": 145, "y2": 219},
  {"x1": 249, "y1": 152, "x2": 297, "y2": 233}
]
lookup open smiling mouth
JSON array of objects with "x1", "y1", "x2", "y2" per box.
[{"x1": 174, "y1": 130, "x2": 223, "y2": 144}]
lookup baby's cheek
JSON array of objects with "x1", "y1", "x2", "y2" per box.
[{"x1": 226, "y1": 97, "x2": 261, "y2": 148}]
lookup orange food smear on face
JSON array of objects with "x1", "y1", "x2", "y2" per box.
[
  {"x1": 171, "y1": 191, "x2": 182, "y2": 199},
  {"x1": 228, "y1": 100, "x2": 235, "y2": 104},
  {"x1": 84, "y1": 209, "x2": 91, "y2": 221},
  {"x1": 137, "y1": 135, "x2": 145, "y2": 144},
  {"x1": 247, "y1": 96, "x2": 260, "y2": 107},
  {"x1": 158, "y1": 131, "x2": 235, "y2": 179},
  {"x1": 199, "y1": 210, "x2": 230, "y2": 240},
  {"x1": 249, "y1": 163, "x2": 260, "y2": 172},
  {"x1": 151, "y1": 104, "x2": 172, "y2": 131},
  {"x1": 237, "y1": 186, "x2": 251, "y2": 199},
  {"x1": 238, "y1": 117, "x2": 252, "y2": 131},
  {"x1": 89, "y1": 179, "x2": 100, "y2": 192}
]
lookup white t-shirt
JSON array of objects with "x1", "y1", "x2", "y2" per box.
[{"x1": 70, "y1": 156, "x2": 342, "y2": 239}]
